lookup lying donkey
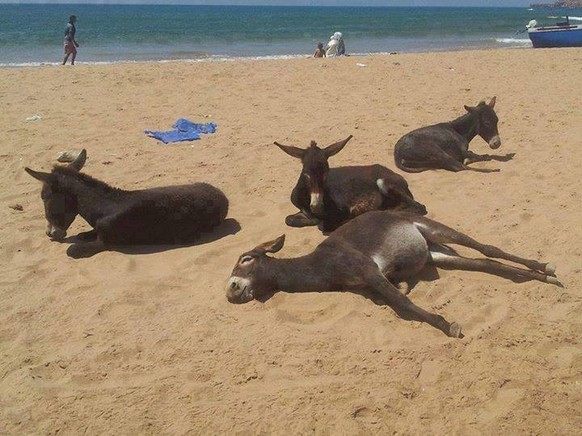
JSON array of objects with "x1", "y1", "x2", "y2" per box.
[
  {"x1": 226, "y1": 210, "x2": 560, "y2": 337},
  {"x1": 394, "y1": 97, "x2": 514, "y2": 173},
  {"x1": 25, "y1": 150, "x2": 229, "y2": 245},
  {"x1": 275, "y1": 135, "x2": 427, "y2": 232}
]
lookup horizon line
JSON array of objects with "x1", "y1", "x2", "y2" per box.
[{"x1": 0, "y1": 2, "x2": 537, "y2": 7}]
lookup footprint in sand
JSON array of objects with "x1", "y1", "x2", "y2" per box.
[
  {"x1": 96, "y1": 297, "x2": 148, "y2": 320},
  {"x1": 352, "y1": 406, "x2": 381, "y2": 426},
  {"x1": 417, "y1": 359, "x2": 442, "y2": 390},
  {"x1": 462, "y1": 302, "x2": 508, "y2": 337},
  {"x1": 251, "y1": 209, "x2": 268, "y2": 218},
  {"x1": 29, "y1": 360, "x2": 71, "y2": 385},
  {"x1": 272, "y1": 299, "x2": 344, "y2": 326},
  {"x1": 193, "y1": 249, "x2": 221, "y2": 266},
  {"x1": 474, "y1": 384, "x2": 525, "y2": 424}
]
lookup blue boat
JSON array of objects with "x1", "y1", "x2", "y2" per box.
[{"x1": 527, "y1": 17, "x2": 582, "y2": 48}]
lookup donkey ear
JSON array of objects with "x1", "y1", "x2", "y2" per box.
[
  {"x1": 274, "y1": 142, "x2": 305, "y2": 160},
  {"x1": 488, "y1": 96, "x2": 496, "y2": 109},
  {"x1": 324, "y1": 135, "x2": 353, "y2": 158},
  {"x1": 464, "y1": 105, "x2": 477, "y2": 113},
  {"x1": 256, "y1": 234, "x2": 286, "y2": 254},
  {"x1": 68, "y1": 149, "x2": 87, "y2": 171},
  {"x1": 25, "y1": 167, "x2": 53, "y2": 184}
]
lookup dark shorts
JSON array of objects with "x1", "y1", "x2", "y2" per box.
[{"x1": 64, "y1": 42, "x2": 77, "y2": 55}]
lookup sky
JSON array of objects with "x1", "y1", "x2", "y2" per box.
[{"x1": 0, "y1": 0, "x2": 535, "y2": 6}]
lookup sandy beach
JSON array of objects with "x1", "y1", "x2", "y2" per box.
[{"x1": 1, "y1": 48, "x2": 581, "y2": 434}]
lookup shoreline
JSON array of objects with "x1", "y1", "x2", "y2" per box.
[{"x1": 0, "y1": 44, "x2": 534, "y2": 69}]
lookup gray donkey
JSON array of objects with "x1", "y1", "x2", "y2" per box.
[{"x1": 226, "y1": 210, "x2": 560, "y2": 338}]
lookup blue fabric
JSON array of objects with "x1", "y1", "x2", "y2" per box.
[
  {"x1": 173, "y1": 118, "x2": 217, "y2": 134},
  {"x1": 145, "y1": 119, "x2": 217, "y2": 144}
]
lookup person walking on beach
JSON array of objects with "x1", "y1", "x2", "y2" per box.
[{"x1": 62, "y1": 15, "x2": 79, "y2": 65}]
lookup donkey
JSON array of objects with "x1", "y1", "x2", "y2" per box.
[
  {"x1": 394, "y1": 97, "x2": 514, "y2": 173},
  {"x1": 25, "y1": 150, "x2": 229, "y2": 245},
  {"x1": 226, "y1": 210, "x2": 560, "y2": 338},
  {"x1": 275, "y1": 135, "x2": 427, "y2": 232}
]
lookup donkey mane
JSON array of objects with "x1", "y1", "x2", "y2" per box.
[
  {"x1": 52, "y1": 166, "x2": 122, "y2": 194},
  {"x1": 449, "y1": 111, "x2": 474, "y2": 126},
  {"x1": 448, "y1": 101, "x2": 488, "y2": 128}
]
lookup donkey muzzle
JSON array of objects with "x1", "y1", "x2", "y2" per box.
[
  {"x1": 46, "y1": 224, "x2": 66, "y2": 241},
  {"x1": 489, "y1": 135, "x2": 501, "y2": 149},
  {"x1": 226, "y1": 277, "x2": 254, "y2": 304},
  {"x1": 310, "y1": 192, "x2": 324, "y2": 215}
]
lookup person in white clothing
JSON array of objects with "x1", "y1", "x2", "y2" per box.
[{"x1": 326, "y1": 32, "x2": 345, "y2": 57}]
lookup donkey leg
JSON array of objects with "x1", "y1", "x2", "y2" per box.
[
  {"x1": 94, "y1": 211, "x2": 136, "y2": 245},
  {"x1": 413, "y1": 217, "x2": 556, "y2": 275},
  {"x1": 464, "y1": 150, "x2": 493, "y2": 164},
  {"x1": 285, "y1": 211, "x2": 320, "y2": 228},
  {"x1": 366, "y1": 271, "x2": 462, "y2": 338},
  {"x1": 76, "y1": 229, "x2": 98, "y2": 241},
  {"x1": 405, "y1": 152, "x2": 499, "y2": 173},
  {"x1": 464, "y1": 151, "x2": 516, "y2": 165},
  {"x1": 429, "y1": 251, "x2": 562, "y2": 287}
]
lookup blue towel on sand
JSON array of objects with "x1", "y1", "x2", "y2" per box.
[{"x1": 145, "y1": 119, "x2": 217, "y2": 144}]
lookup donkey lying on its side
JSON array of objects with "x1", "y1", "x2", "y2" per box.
[
  {"x1": 394, "y1": 97, "x2": 514, "y2": 173},
  {"x1": 226, "y1": 210, "x2": 561, "y2": 337},
  {"x1": 25, "y1": 150, "x2": 229, "y2": 245},
  {"x1": 275, "y1": 135, "x2": 427, "y2": 232}
]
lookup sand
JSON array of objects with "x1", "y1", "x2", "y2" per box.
[{"x1": 0, "y1": 48, "x2": 581, "y2": 434}]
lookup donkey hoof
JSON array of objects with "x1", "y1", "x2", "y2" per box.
[
  {"x1": 449, "y1": 322, "x2": 463, "y2": 338},
  {"x1": 545, "y1": 263, "x2": 556, "y2": 275},
  {"x1": 546, "y1": 275, "x2": 563, "y2": 288}
]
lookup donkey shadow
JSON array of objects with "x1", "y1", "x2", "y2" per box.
[{"x1": 65, "y1": 218, "x2": 241, "y2": 259}]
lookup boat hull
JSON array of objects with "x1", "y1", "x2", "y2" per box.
[{"x1": 528, "y1": 25, "x2": 582, "y2": 48}]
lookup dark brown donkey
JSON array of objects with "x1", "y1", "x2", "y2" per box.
[
  {"x1": 394, "y1": 97, "x2": 514, "y2": 173},
  {"x1": 25, "y1": 150, "x2": 229, "y2": 245},
  {"x1": 275, "y1": 135, "x2": 427, "y2": 232},
  {"x1": 226, "y1": 210, "x2": 560, "y2": 338}
]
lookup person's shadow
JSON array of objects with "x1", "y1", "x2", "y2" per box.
[{"x1": 65, "y1": 218, "x2": 241, "y2": 259}]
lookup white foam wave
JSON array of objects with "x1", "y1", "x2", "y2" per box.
[
  {"x1": 495, "y1": 38, "x2": 532, "y2": 46},
  {"x1": 547, "y1": 15, "x2": 582, "y2": 20},
  {"x1": 0, "y1": 61, "x2": 61, "y2": 68},
  {"x1": 0, "y1": 54, "x2": 309, "y2": 68}
]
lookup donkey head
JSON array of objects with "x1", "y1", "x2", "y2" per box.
[
  {"x1": 24, "y1": 150, "x2": 87, "y2": 241},
  {"x1": 274, "y1": 135, "x2": 353, "y2": 215},
  {"x1": 464, "y1": 97, "x2": 501, "y2": 149},
  {"x1": 226, "y1": 235, "x2": 286, "y2": 304}
]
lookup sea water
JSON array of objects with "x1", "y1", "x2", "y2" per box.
[{"x1": 1, "y1": 4, "x2": 581, "y2": 66}]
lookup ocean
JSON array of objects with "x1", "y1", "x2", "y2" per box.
[{"x1": 1, "y1": 4, "x2": 582, "y2": 66}]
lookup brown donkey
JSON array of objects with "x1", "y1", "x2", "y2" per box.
[
  {"x1": 226, "y1": 210, "x2": 560, "y2": 338},
  {"x1": 25, "y1": 150, "x2": 229, "y2": 245},
  {"x1": 275, "y1": 135, "x2": 426, "y2": 232},
  {"x1": 394, "y1": 97, "x2": 515, "y2": 173}
]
